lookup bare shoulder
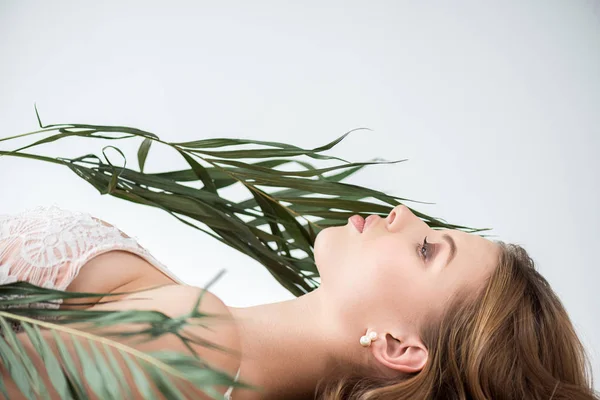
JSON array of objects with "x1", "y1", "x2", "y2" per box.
[
  {"x1": 155, "y1": 285, "x2": 242, "y2": 374},
  {"x1": 90, "y1": 284, "x2": 242, "y2": 396}
]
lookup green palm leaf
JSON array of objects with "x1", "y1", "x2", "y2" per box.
[{"x1": 0, "y1": 281, "x2": 253, "y2": 399}]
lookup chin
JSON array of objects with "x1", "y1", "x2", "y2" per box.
[{"x1": 313, "y1": 223, "x2": 355, "y2": 283}]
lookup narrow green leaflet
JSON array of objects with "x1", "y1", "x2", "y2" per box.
[
  {"x1": 137, "y1": 137, "x2": 152, "y2": 173},
  {"x1": 21, "y1": 323, "x2": 72, "y2": 399},
  {"x1": 0, "y1": 319, "x2": 37, "y2": 399}
]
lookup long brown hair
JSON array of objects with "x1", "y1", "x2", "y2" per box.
[{"x1": 315, "y1": 241, "x2": 599, "y2": 399}]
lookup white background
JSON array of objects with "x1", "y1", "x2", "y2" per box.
[{"x1": 1, "y1": 0, "x2": 599, "y2": 389}]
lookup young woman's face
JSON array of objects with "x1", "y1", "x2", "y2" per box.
[{"x1": 314, "y1": 205, "x2": 500, "y2": 335}]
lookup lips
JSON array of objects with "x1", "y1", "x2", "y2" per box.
[
  {"x1": 349, "y1": 215, "x2": 365, "y2": 233},
  {"x1": 350, "y1": 214, "x2": 379, "y2": 233},
  {"x1": 363, "y1": 215, "x2": 378, "y2": 231}
]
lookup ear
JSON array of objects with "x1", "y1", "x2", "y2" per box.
[{"x1": 371, "y1": 332, "x2": 428, "y2": 374}]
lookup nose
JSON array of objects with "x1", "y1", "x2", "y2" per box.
[{"x1": 386, "y1": 204, "x2": 412, "y2": 227}]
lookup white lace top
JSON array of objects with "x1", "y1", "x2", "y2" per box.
[
  {"x1": 0, "y1": 204, "x2": 239, "y2": 399},
  {"x1": 0, "y1": 204, "x2": 187, "y2": 291}
]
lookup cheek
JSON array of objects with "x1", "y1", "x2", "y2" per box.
[
  {"x1": 369, "y1": 253, "x2": 416, "y2": 300},
  {"x1": 317, "y1": 233, "x2": 407, "y2": 307},
  {"x1": 314, "y1": 229, "x2": 436, "y2": 324},
  {"x1": 316, "y1": 229, "x2": 410, "y2": 288},
  {"x1": 364, "y1": 239, "x2": 415, "y2": 283},
  {"x1": 358, "y1": 243, "x2": 434, "y2": 316}
]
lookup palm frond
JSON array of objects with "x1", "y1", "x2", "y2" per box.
[{"x1": 0, "y1": 281, "x2": 254, "y2": 399}]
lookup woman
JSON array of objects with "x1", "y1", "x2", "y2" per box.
[{"x1": 0, "y1": 203, "x2": 598, "y2": 399}]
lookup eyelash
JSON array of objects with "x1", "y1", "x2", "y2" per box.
[{"x1": 419, "y1": 236, "x2": 431, "y2": 261}]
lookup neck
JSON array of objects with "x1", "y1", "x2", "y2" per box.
[{"x1": 228, "y1": 288, "x2": 347, "y2": 400}]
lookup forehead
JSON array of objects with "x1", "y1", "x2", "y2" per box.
[{"x1": 441, "y1": 229, "x2": 500, "y2": 287}]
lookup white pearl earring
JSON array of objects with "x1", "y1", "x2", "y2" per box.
[{"x1": 360, "y1": 330, "x2": 378, "y2": 347}]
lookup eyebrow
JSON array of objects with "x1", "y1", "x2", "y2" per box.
[{"x1": 441, "y1": 233, "x2": 457, "y2": 268}]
